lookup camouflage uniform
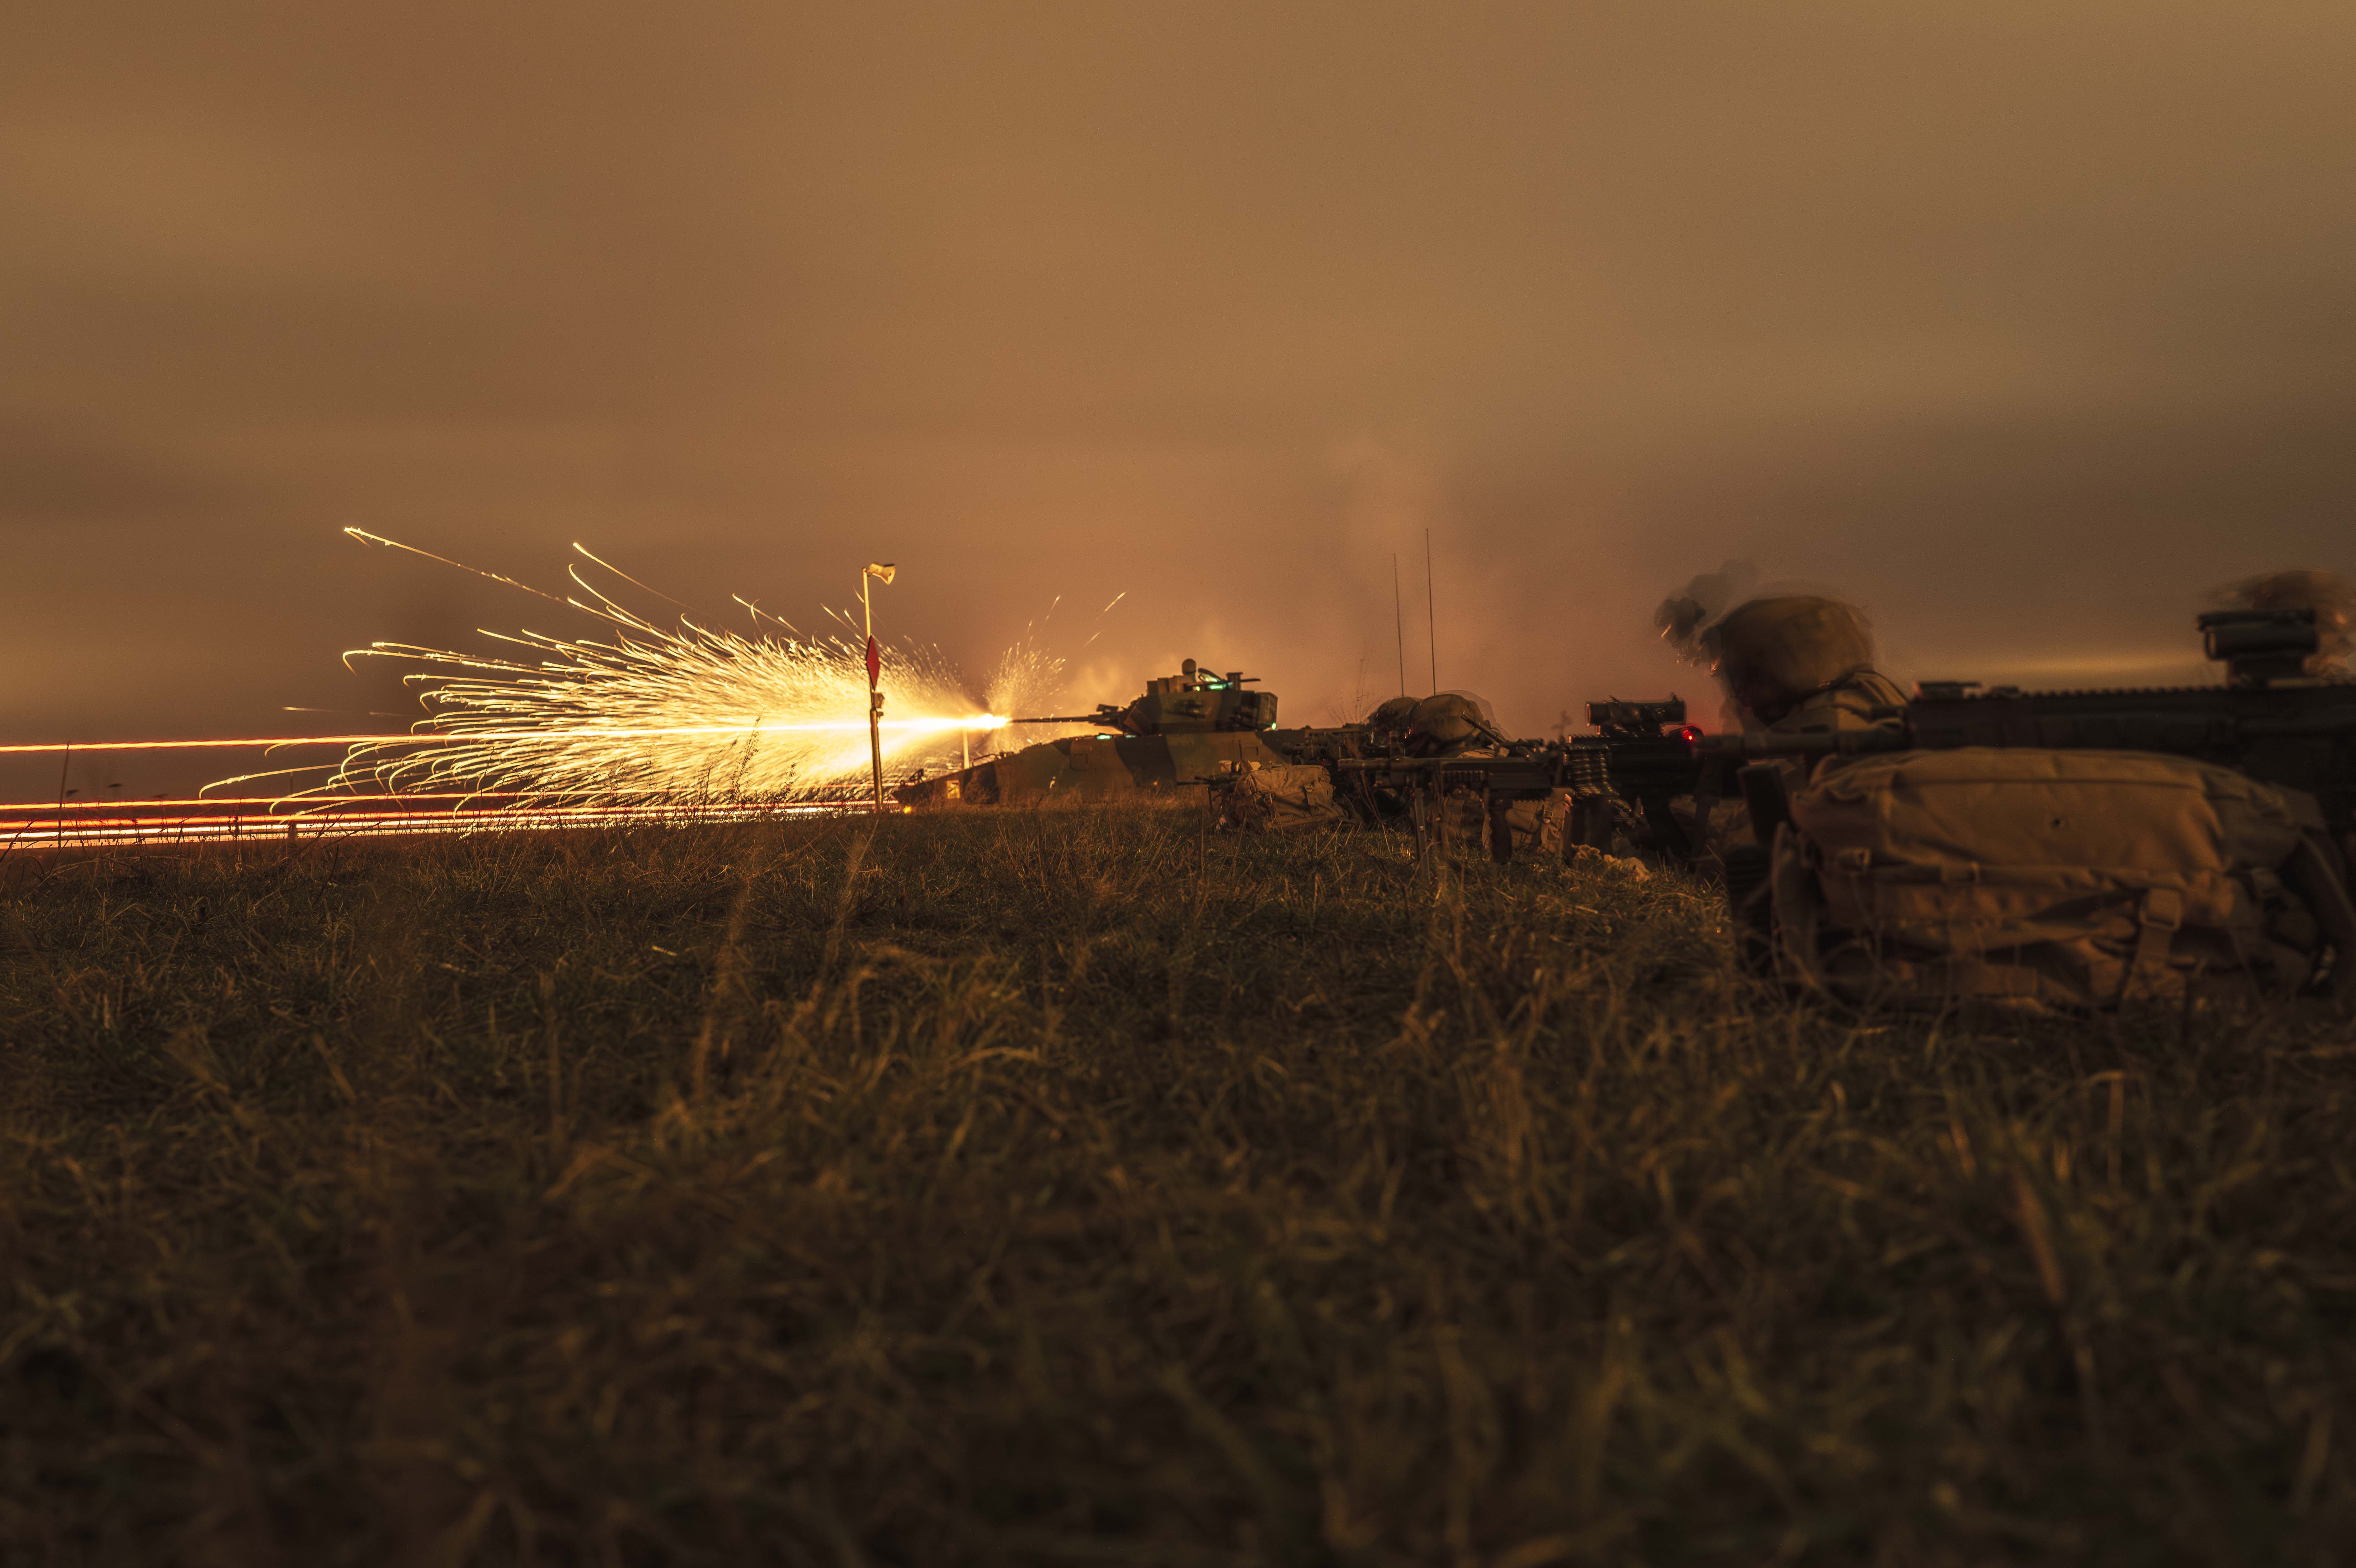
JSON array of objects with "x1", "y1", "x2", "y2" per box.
[{"x1": 1760, "y1": 668, "x2": 1910, "y2": 744}]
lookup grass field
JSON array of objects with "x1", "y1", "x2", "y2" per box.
[{"x1": 4, "y1": 802, "x2": 2354, "y2": 1565}]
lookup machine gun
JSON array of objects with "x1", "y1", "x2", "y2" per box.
[
  {"x1": 1564, "y1": 699, "x2": 1709, "y2": 859},
  {"x1": 1327, "y1": 698, "x2": 1700, "y2": 863},
  {"x1": 1693, "y1": 608, "x2": 2356, "y2": 844}
]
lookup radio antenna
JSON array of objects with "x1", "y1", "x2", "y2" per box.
[
  {"x1": 1393, "y1": 554, "x2": 1408, "y2": 695},
  {"x1": 1425, "y1": 528, "x2": 1438, "y2": 691}
]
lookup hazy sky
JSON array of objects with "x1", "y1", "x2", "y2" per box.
[{"x1": 6, "y1": 2, "x2": 2355, "y2": 784}]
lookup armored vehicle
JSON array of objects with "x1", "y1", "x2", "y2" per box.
[{"x1": 897, "y1": 659, "x2": 1367, "y2": 806}]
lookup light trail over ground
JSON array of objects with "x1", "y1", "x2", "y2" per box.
[
  {"x1": 0, "y1": 716, "x2": 1010, "y2": 757},
  {"x1": 0, "y1": 796, "x2": 878, "y2": 851}
]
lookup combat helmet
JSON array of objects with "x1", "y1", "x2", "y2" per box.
[
  {"x1": 1711, "y1": 596, "x2": 1878, "y2": 725},
  {"x1": 1402, "y1": 692, "x2": 1503, "y2": 756},
  {"x1": 1364, "y1": 696, "x2": 1418, "y2": 748}
]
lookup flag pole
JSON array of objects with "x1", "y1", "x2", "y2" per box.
[{"x1": 861, "y1": 563, "x2": 896, "y2": 814}]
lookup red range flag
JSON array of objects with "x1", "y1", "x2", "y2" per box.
[{"x1": 865, "y1": 635, "x2": 881, "y2": 688}]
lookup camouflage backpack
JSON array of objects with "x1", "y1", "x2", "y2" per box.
[
  {"x1": 1217, "y1": 763, "x2": 1344, "y2": 833},
  {"x1": 1432, "y1": 785, "x2": 1568, "y2": 858},
  {"x1": 1741, "y1": 748, "x2": 2356, "y2": 1010}
]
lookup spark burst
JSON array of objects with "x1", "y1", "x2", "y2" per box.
[
  {"x1": 277, "y1": 532, "x2": 1033, "y2": 809},
  {"x1": 981, "y1": 604, "x2": 1072, "y2": 727}
]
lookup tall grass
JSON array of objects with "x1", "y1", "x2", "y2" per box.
[{"x1": 2, "y1": 802, "x2": 2353, "y2": 1564}]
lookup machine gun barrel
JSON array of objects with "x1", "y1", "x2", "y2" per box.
[
  {"x1": 1331, "y1": 755, "x2": 1567, "y2": 793},
  {"x1": 1694, "y1": 728, "x2": 1903, "y2": 764}
]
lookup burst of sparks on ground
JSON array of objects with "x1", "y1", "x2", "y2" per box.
[{"x1": 203, "y1": 532, "x2": 1058, "y2": 812}]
